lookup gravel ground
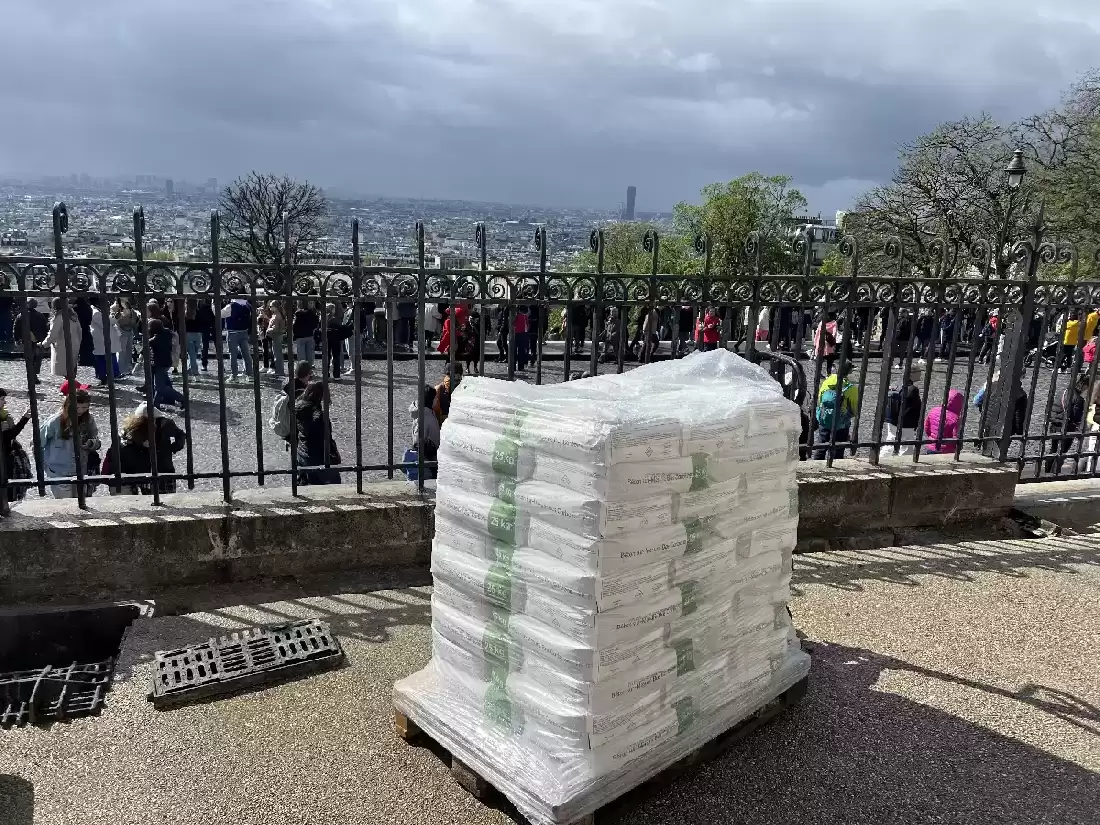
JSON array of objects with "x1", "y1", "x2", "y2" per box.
[
  {"x1": 0, "y1": 341, "x2": 1090, "y2": 501},
  {"x1": 1, "y1": 534, "x2": 1096, "y2": 825}
]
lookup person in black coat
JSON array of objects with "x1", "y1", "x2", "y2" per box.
[
  {"x1": 12, "y1": 299, "x2": 49, "y2": 383},
  {"x1": 102, "y1": 402, "x2": 187, "y2": 494},
  {"x1": 195, "y1": 300, "x2": 217, "y2": 371},
  {"x1": 1, "y1": 386, "x2": 33, "y2": 503},
  {"x1": 294, "y1": 380, "x2": 341, "y2": 486}
]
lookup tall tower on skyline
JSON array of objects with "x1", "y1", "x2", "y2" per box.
[
  {"x1": 165, "y1": 178, "x2": 174, "y2": 198},
  {"x1": 625, "y1": 185, "x2": 637, "y2": 221}
]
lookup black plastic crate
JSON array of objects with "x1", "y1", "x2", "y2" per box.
[{"x1": 149, "y1": 619, "x2": 344, "y2": 708}]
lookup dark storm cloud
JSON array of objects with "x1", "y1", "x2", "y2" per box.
[{"x1": 1, "y1": 0, "x2": 1098, "y2": 211}]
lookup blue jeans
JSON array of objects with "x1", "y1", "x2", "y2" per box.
[
  {"x1": 293, "y1": 337, "x2": 314, "y2": 366},
  {"x1": 94, "y1": 354, "x2": 119, "y2": 381},
  {"x1": 154, "y1": 367, "x2": 185, "y2": 408},
  {"x1": 227, "y1": 329, "x2": 252, "y2": 378},
  {"x1": 186, "y1": 332, "x2": 202, "y2": 375}
]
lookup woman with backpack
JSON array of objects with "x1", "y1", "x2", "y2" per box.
[
  {"x1": 883, "y1": 365, "x2": 922, "y2": 455},
  {"x1": 813, "y1": 362, "x2": 858, "y2": 460}
]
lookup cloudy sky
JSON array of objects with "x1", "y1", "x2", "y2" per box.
[{"x1": 1, "y1": 0, "x2": 1099, "y2": 213}]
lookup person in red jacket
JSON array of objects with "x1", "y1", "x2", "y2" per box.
[{"x1": 697, "y1": 307, "x2": 721, "y2": 351}]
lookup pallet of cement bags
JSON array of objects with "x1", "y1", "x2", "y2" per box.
[{"x1": 393, "y1": 350, "x2": 810, "y2": 825}]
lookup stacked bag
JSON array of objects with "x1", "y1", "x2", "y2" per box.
[{"x1": 394, "y1": 350, "x2": 811, "y2": 824}]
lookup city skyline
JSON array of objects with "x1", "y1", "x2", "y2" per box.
[{"x1": 2, "y1": 1, "x2": 1098, "y2": 215}]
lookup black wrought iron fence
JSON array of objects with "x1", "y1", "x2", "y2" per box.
[{"x1": 2, "y1": 202, "x2": 1099, "y2": 516}]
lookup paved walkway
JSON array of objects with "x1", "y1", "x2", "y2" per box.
[{"x1": 1, "y1": 534, "x2": 1098, "y2": 825}]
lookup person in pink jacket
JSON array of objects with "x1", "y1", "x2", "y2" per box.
[{"x1": 924, "y1": 389, "x2": 965, "y2": 453}]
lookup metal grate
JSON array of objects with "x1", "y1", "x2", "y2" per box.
[
  {"x1": 0, "y1": 659, "x2": 114, "y2": 727},
  {"x1": 148, "y1": 619, "x2": 344, "y2": 708}
]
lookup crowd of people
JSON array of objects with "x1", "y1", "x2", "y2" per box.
[{"x1": 5, "y1": 296, "x2": 1100, "y2": 506}]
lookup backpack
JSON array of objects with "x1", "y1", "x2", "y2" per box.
[
  {"x1": 817, "y1": 382, "x2": 853, "y2": 431},
  {"x1": 269, "y1": 394, "x2": 293, "y2": 439}
]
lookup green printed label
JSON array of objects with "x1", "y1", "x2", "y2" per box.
[
  {"x1": 492, "y1": 542, "x2": 515, "y2": 567},
  {"x1": 483, "y1": 626, "x2": 510, "y2": 664},
  {"x1": 484, "y1": 563, "x2": 512, "y2": 609},
  {"x1": 684, "y1": 517, "x2": 704, "y2": 556},
  {"x1": 495, "y1": 477, "x2": 517, "y2": 505},
  {"x1": 786, "y1": 430, "x2": 799, "y2": 460},
  {"x1": 680, "y1": 581, "x2": 699, "y2": 617},
  {"x1": 491, "y1": 437, "x2": 521, "y2": 477},
  {"x1": 673, "y1": 697, "x2": 696, "y2": 735},
  {"x1": 673, "y1": 638, "x2": 695, "y2": 675},
  {"x1": 689, "y1": 453, "x2": 710, "y2": 492},
  {"x1": 488, "y1": 606, "x2": 511, "y2": 631},
  {"x1": 487, "y1": 500, "x2": 518, "y2": 545},
  {"x1": 788, "y1": 489, "x2": 798, "y2": 515}
]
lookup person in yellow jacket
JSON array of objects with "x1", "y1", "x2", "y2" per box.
[
  {"x1": 1060, "y1": 308, "x2": 1099, "y2": 371},
  {"x1": 813, "y1": 362, "x2": 860, "y2": 459}
]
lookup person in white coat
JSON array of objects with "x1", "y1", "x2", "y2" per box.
[
  {"x1": 89, "y1": 298, "x2": 122, "y2": 383},
  {"x1": 46, "y1": 298, "x2": 83, "y2": 379}
]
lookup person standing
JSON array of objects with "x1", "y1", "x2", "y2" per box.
[
  {"x1": 325, "y1": 303, "x2": 349, "y2": 379},
  {"x1": 89, "y1": 297, "x2": 121, "y2": 384},
  {"x1": 46, "y1": 298, "x2": 82, "y2": 379},
  {"x1": 184, "y1": 300, "x2": 203, "y2": 377},
  {"x1": 937, "y1": 310, "x2": 955, "y2": 362},
  {"x1": 39, "y1": 385, "x2": 99, "y2": 498},
  {"x1": 256, "y1": 303, "x2": 273, "y2": 373},
  {"x1": 813, "y1": 362, "x2": 858, "y2": 460},
  {"x1": 292, "y1": 303, "x2": 319, "y2": 367},
  {"x1": 12, "y1": 299, "x2": 48, "y2": 385},
  {"x1": 112, "y1": 298, "x2": 137, "y2": 377},
  {"x1": 977, "y1": 311, "x2": 998, "y2": 365},
  {"x1": 220, "y1": 298, "x2": 253, "y2": 381},
  {"x1": 513, "y1": 307, "x2": 530, "y2": 372},
  {"x1": 148, "y1": 319, "x2": 186, "y2": 410},
  {"x1": 195, "y1": 299, "x2": 216, "y2": 371},
  {"x1": 640, "y1": 305, "x2": 660, "y2": 364},
  {"x1": 267, "y1": 302, "x2": 286, "y2": 377},
  {"x1": 813, "y1": 312, "x2": 838, "y2": 377},
  {"x1": 697, "y1": 307, "x2": 721, "y2": 352},
  {"x1": 0, "y1": 387, "x2": 33, "y2": 504},
  {"x1": 294, "y1": 380, "x2": 342, "y2": 486},
  {"x1": 892, "y1": 310, "x2": 913, "y2": 370}
]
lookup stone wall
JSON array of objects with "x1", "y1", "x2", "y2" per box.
[{"x1": 1, "y1": 456, "x2": 1019, "y2": 606}]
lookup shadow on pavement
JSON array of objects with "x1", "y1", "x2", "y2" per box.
[
  {"x1": 602, "y1": 638, "x2": 1099, "y2": 825},
  {"x1": 792, "y1": 536, "x2": 1100, "y2": 594},
  {"x1": 0, "y1": 774, "x2": 34, "y2": 825}
]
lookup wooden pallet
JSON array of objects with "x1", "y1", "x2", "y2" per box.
[{"x1": 395, "y1": 675, "x2": 809, "y2": 825}]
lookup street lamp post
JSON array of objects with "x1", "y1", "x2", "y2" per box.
[{"x1": 998, "y1": 149, "x2": 1028, "y2": 278}]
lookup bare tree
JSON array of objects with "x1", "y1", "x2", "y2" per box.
[
  {"x1": 850, "y1": 115, "x2": 1038, "y2": 279},
  {"x1": 219, "y1": 172, "x2": 328, "y2": 265},
  {"x1": 1018, "y1": 71, "x2": 1100, "y2": 257}
]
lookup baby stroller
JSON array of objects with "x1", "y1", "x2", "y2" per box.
[{"x1": 1025, "y1": 339, "x2": 1060, "y2": 369}]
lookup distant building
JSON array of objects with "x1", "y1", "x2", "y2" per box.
[
  {"x1": 624, "y1": 186, "x2": 637, "y2": 221},
  {"x1": 206, "y1": 177, "x2": 218, "y2": 191},
  {"x1": 165, "y1": 178, "x2": 174, "y2": 197}
]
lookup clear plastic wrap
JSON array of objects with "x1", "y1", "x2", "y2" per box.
[{"x1": 394, "y1": 350, "x2": 809, "y2": 824}]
